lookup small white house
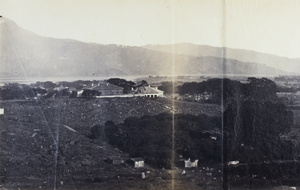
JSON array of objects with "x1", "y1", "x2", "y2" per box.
[
  {"x1": 127, "y1": 157, "x2": 145, "y2": 168},
  {"x1": 0, "y1": 108, "x2": 4, "y2": 115},
  {"x1": 184, "y1": 158, "x2": 199, "y2": 168},
  {"x1": 228, "y1": 161, "x2": 239, "y2": 166},
  {"x1": 137, "y1": 86, "x2": 164, "y2": 98}
]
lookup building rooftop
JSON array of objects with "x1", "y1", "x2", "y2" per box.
[
  {"x1": 130, "y1": 157, "x2": 144, "y2": 162},
  {"x1": 138, "y1": 86, "x2": 163, "y2": 94}
]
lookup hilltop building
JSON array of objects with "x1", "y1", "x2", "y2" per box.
[
  {"x1": 78, "y1": 82, "x2": 165, "y2": 98},
  {"x1": 82, "y1": 82, "x2": 124, "y2": 98},
  {"x1": 137, "y1": 85, "x2": 164, "y2": 98},
  {"x1": 184, "y1": 158, "x2": 199, "y2": 168},
  {"x1": 127, "y1": 157, "x2": 145, "y2": 168}
]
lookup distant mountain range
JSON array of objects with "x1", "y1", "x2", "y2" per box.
[
  {"x1": 144, "y1": 44, "x2": 300, "y2": 75},
  {"x1": 0, "y1": 17, "x2": 299, "y2": 79}
]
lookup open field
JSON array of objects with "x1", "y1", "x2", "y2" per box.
[{"x1": 0, "y1": 97, "x2": 222, "y2": 189}]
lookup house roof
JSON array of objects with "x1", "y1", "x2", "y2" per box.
[
  {"x1": 84, "y1": 82, "x2": 124, "y2": 91},
  {"x1": 184, "y1": 158, "x2": 199, "y2": 162},
  {"x1": 138, "y1": 86, "x2": 163, "y2": 94},
  {"x1": 130, "y1": 157, "x2": 144, "y2": 162}
]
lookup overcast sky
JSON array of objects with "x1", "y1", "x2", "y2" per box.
[{"x1": 1, "y1": 0, "x2": 300, "y2": 58}]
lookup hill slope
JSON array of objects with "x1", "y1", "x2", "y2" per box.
[
  {"x1": 143, "y1": 43, "x2": 300, "y2": 74},
  {"x1": 0, "y1": 17, "x2": 294, "y2": 79}
]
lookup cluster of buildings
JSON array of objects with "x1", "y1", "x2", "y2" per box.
[
  {"x1": 39, "y1": 81, "x2": 165, "y2": 99},
  {"x1": 78, "y1": 82, "x2": 164, "y2": 98},
  {"x1": 104, "y1": 156, "x2": 200, "y2": 180},
  {"x1": 105, "y1": 156, "x2": 199, "y2": 169},
  {"x1": 105, "y1": 155, "x2": 199, "y2": 168},
  {"x1": 274, "y1": 76, "x2": 300, "y2": 88}
]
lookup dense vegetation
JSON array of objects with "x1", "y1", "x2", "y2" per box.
[
  {"x1": 1, "y1": 78, "x2": 297, "y2": 169},
  {"x1": 177, "y1": 77, "x2": 279, "y2": 105},
  {"x1": 92, "y1": 78, "x2": 297, "y2": 171},
  {"x1": 89, "y1": 113, "x2": 222, "y2": 169},
  {"x1": 107, "y1": 78, "x2": 136, "y2": 93},
  {"x1": 221, "y1": 78, "x2": 295, "y2": 163},
  {"x1": 158, "y1": 81, "x2": 177, "y2": 94},
  {"x1": 0, "y1": 83, "x2": 44, "y2": 100},
  {"x1": 224, "y1": 100, "x2": 294, "y2": 163}
]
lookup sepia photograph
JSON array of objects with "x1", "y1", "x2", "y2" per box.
[{"x1": 0, "y1": 0, "x2": 300, "y2": 189}]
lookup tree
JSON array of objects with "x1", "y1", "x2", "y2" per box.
[
  {"x1": 88, "y1": 125, "x2": 104, "y2": 139},
  {"x1": 224, "y1": 99, "x2": 294, "y2": 163},
  {"x1": 82, "y1": 89, "x2": 101, "y2": 98},
  {"x1": 158, "y1": 81, "x2": 176, "y2": 94},
  {"x1": 43, "y1": 81, "x2": 57, "y2": 89},
  {"x1": 243, "y1": 77, "x2": 278, "y2": 102},
  {"x1": 104, "y1": 113, "x2": 222, "y2": 168},
  {"x1": 107, "y1": 78, "x2": 136, "y2": 93}
]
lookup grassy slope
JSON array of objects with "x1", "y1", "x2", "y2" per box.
[{"x1": 0, "y1": 97, "x2": 221, "y2": 189}]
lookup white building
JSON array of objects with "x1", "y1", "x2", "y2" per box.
[
  {"x1": 184, "y1": 158, "x2": 199, "y2": 168},
  {"x1": 137, "y1": 85, "x2": 164, "y2": 98},
  {"x1": 128, "y1": 157, "x2": 145, "y2": 168}
]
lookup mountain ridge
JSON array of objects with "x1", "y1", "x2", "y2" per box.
[
  {"x1": 143, "y1": 43, "x2": 300, "y2": 74},
  {"x1": 0, "y1": 17, "x2": 297, "y2": 79}
]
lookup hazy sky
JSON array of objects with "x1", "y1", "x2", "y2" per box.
[{"x1": 1, "y1": 0, "x2": 300, "y2": 58}]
